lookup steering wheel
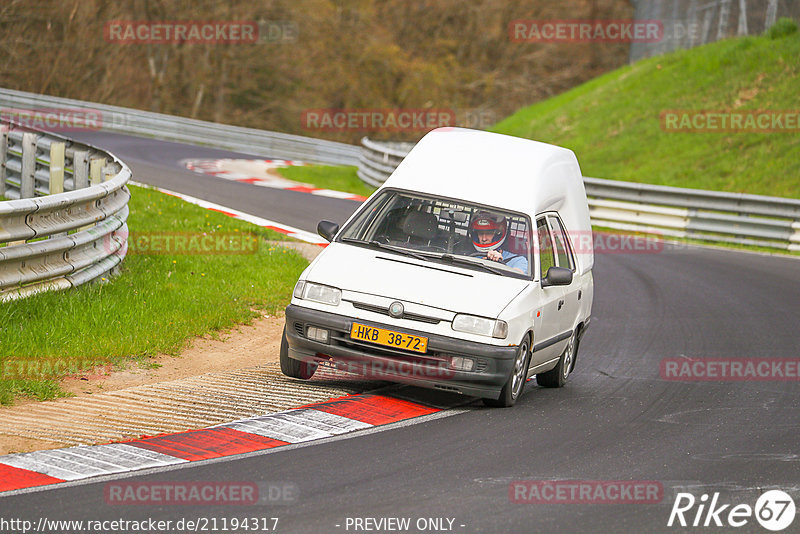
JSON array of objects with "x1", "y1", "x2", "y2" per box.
[{"x1": 469, "y1": 251, "x2": 512, "y2": 264}]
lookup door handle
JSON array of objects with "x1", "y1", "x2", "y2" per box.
[{"x1": 558, "y1": 299, "x2": 565, "y2": 310}]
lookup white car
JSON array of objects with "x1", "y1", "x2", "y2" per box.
[{"x1": 282, "y1": 128, "x2": 594, "y2": 407}]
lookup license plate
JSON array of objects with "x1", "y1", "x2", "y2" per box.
[{"x1": 350, "y1": 323, "x2": 428, "y2": 353}]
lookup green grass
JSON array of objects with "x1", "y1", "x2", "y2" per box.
[
  {"x1": 492, "y1": 21, "x2": 800, "y2": 199},
  {"x1": 0, "y1": 184, "x2": 308, "y2": 405},
  {"x1": 277, "y1": 164, "x2": 376, "y2": 198}
]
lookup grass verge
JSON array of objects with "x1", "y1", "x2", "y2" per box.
[
  {"x1": 0, "y1": 184, "x2": 308, "y2": 405},
  {"x1": 277, "y1": 164, "x2": 376, "y2": 198},
  {"x1": 492, "y1": 22, "x2": 800, "y2": 199}
]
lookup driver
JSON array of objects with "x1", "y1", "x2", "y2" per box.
[{"x1": 469, "y1": 211, "x2": 528, "y2": 274}]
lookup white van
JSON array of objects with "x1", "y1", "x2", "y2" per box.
[{"x1": 282, "y1": 128, "x2": 593, "y2": 407}]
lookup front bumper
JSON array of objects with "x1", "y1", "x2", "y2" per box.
[{"x1": 284, "y1": 304, "x2": 518, "y2": 398}]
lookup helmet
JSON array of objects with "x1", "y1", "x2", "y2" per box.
[{"x1": 469, "y1": 211, "x2": 507, "y2": 252}]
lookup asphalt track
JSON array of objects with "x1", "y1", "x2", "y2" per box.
[
  {"x1": 2, "y1": 133, "x2": 799, "y2": 533},
  {"x1": 68, "y1": 132, "x2": 361, "y2": 232}
]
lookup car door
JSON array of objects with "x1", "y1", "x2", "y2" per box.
[
  {"x1": 547, "y1": 214, "x2": 581, "y2": 337},
  {"x1": 529, "y1": 216, "x2": 568, "y2": 368}
]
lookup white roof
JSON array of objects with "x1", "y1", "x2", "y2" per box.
[{"x1": 380, "y1": 128, "x2": 594, "y2": 272}]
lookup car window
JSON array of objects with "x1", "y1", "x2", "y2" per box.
[
  {"x1": 548, "y1": 215, "x2": 575, "y2": 271},
  {"x1": 536, "y1": 217, "x2": 555, "y2": 279},
  {"x1": 338, "y1": 189, "x2": 532, "y2": 278}
]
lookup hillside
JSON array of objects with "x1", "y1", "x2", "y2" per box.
[{"x1": 493, "y1": 20, "x2": 800, "y2": 198}]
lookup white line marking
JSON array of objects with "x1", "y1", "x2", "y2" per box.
[
  {"x1": 0, "y1": 443, "x2": 187, "y2": 481},
  {"x1": 128, "y1": 181, "x2": 327, "y2": 245},
  {"x1": 224, "y1": 416, "x2": 333, "y2": 443},
  {"x1": 1, "y1": 407, "x2": 471, "y2": 497}
]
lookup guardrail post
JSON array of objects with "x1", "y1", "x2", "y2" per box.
[
  {"x1": 21, "y1": 132, "x2": 37, "y2": 198},
  {"x1": 73, "y1": 150, "x2": 89, "y2": 189},
  {"x1": 89, "y1": 157, "x2": 106, "y2": 185},
  {"x1": 103, "y1": 164, "x2": 115, "y2": 182},
  {"x1": 49, "y1": 141, "x2": 65, "y2": 195},
  {"x1": 0, "y1": 126, "x2": 7, "y2": 197}
]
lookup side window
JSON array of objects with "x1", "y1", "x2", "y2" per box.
[
  {"x1": 548, "y1": 215, "x2": 575, "y2": 272},
  {"x1": 536, "y1": 218, "x2": 555, "y2": 279}
]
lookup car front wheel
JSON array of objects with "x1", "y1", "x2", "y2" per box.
[
  {"x1": 280, "y1": 326, "x2": 317, "y2": 379},
  {"x1": 483, "y1": 336, "x2": 530, "y2": 408}
]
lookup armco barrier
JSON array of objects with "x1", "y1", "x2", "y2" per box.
[
  {"x1": 3, "y1": 87, "x2": 796, "y2": 252},
  {"x1": 357, "y1": 137, "x2": 415, "y2": 187},
  {"x1": 0, "y1": 120, "x2": 130, "y2": 302},
  {"x1": 0, "y1": 88, "x2": 360, "y2": 166},
  {"x1": 359, "y1": 137, "x2": 800, "y2": 252}
]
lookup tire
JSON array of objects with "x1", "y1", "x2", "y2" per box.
[
  {"x1": 279, "y1": 326, "x2": 317, "y2": 379},
  {"x1": 483, "y1": 336, "x2": 531, "y2": 408},
  {"x1": 536, "y1": 330, "x2": 576, "y2": 388}
]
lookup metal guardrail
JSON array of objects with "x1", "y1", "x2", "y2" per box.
[
  {"x1": 0, "y1": 120, "x2": 130, "y2": 301},
  {"x1": 357, "y1": 137, "x2": 415, "y2": 187},
  {"x1": 0, "y1": 88, "x2": 360, "y2": 166},
  {"x1": 359, "y1": 137, "x2": 800, "y2": 252}
]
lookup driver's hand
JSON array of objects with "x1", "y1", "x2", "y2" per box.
[{"x1": 486, "y1": 250, "x2": 502, "y2": 262}]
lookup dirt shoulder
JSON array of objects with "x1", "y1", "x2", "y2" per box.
[
  {"x1": 62, "y1": 314, "x2": 285, "y2": 399},
  {"x1": 0, "y1": 314, "x2": 284, "y2": 455},
  {"x1": 0, "y1": 241, "x2": 328, "y2": 456}
]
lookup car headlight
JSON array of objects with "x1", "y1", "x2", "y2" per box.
[
  {"x1": 293, "y1": 281, "x2": 341, "y2": 306},
  {"x1": 452, "y1": 314, "x2": 508, "y2": 339}
]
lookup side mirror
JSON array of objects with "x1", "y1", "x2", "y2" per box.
[
  {"x1": 542, "y1": 266, "x2": 573, "y2": 287},
  {"x1": 317, "y1": 220, "x2": 340, "y2": 242}
]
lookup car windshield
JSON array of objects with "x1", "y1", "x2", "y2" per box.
[{"x1": 339, "y1": 190, "x2": 532, "y2": 278}]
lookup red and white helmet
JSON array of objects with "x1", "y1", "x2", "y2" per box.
[{"x1": 469, "y1": 211, "x2": 507, "y2": 252}]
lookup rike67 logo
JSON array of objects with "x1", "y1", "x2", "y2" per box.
[{"x1": 668, "y1": 490, "x2": 795, "y2": 531}]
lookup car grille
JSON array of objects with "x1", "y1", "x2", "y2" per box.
[{"x1": 350, "y1": 301, "x2": 441, "y2": 324}]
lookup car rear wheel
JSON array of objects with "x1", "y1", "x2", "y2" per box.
[
  {"x1": 483, "y1": 336, "x2": 530, "y2": 408},
  {"x1": 536, "y1": 330, "x2": 576, "y2": 388},
  {"x1": 280, "y1": 326, "x2": 317, "y2": 379}
]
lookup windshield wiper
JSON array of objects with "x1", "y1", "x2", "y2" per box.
[
  {"x1": 340, "y1": 237, "x2": 430, "y2": 262},
  {"x1": 437, "y1": 254, "x2": 507, "y2": 276},
  {"x1": 341, "y1": 238, "x2": 512, "y2": 275}
]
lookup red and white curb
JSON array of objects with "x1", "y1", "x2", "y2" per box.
[
  {"x1": 130, "y1": 181, "x2": 329, "y2": 246},
  {"x1": 0, "y1": 393, "x2": 442, "y2": 494},
  {"x1": 184, "y1": 158, "x2": 368, "y2": 202}
]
